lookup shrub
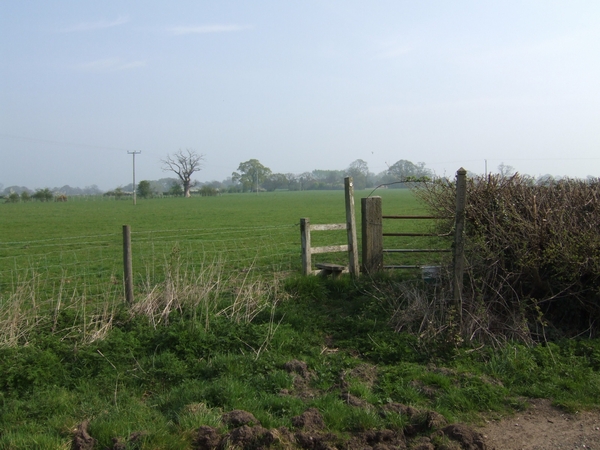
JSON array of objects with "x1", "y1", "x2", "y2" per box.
[
  {"x1": 199, "y1": 186, "x2": 218, "y2": 197},
  {"x1": 137, "y1": 180, "x2": 153, "y2": 198},
  {"x1": 5, "y1": 192, "x2": 20, "y2": 203},
  {"x1": 32, "y1": 188, "x2": 53, "y2": 202},
  {"x1": 416, "y1": 174, "x2": 600, "y2": 340}
]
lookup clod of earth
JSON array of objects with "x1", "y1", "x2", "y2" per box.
[{"x1": 72, "y1": 421, "x2": 95, "y2": 450}]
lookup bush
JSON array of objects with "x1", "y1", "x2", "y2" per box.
[
  {"x1": 199, "y1": 186, "x2": 218, "y2": 197},
  {"x1": 416, "y1": 174, "x2": 600, "y2": 340},
  {"x1": 32, "y1": 188, "x2": 53, "y2": 202},
  {"x1": 5, "y1": 192, "x2": 20, "y2": 203},
  {"x1": 137, "y1": 180, "x2": 153, "y2": 198}
]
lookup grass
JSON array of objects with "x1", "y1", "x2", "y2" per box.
[
  {"x1": 0, "y1": 190, "x2": 440, "y2": 320},
  {"x1": 1, "y1": 273, "x2": 599, "y2": 448},
  {"x1": 2, "y1": 190, "x2": 597, "y2": 447}
]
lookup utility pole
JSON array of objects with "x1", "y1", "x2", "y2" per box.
[{"x1": 128, "y1": 151, "x2": 141, "y2": 205}]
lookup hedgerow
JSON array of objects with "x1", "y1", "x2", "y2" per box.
[{"x1": 417, "y1": 174, "x2": 600, "y2": 342}]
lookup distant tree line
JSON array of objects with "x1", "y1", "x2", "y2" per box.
[{"x1": 3, "y1": 153, "x2": 588, "y2": 202}]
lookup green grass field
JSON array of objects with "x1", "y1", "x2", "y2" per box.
[
  {"x1": 1, "y1": 190, "x2": 600, "y2": 449},
  {"x1": 0, "y1": 189, "x2": 446, "y2": 297}
]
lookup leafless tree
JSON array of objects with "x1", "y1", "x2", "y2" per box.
[{"x1": 161, "y1": 149, "x2": 205, "y2": 197}]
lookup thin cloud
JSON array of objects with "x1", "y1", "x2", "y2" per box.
[
  {"x1": 62, "y1": 15, "x2": 129, "y2": 32},
  {"x1": 167, "y1": 24, "x2": 252, "y2": 35},
  {"x1": 76, "y1": 58, "x2": 146, "y2": 72}
]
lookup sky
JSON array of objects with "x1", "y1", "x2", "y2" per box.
[{"x1": 1, "y1": 1, "x2": 600, "y2": 191}]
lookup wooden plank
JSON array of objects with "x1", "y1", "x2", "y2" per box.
[
  {"x1": 312, "y1": 244, "x2": 348, "y2": 254},
  {"x1": 361, "y1": 196, "x2": 383, "y2": 274},
  {"x1": 316, "y1": 262, "x2": 347, "y2": 278},
  {"x1": 345, "y1": 177, "x2": 359, "y2": 276},
  {"x1": 300, "y1": 218, "x2": 311, "y2": 276},
  {"x1": 453, "y1": 168, "x2": 467, "y2": 315},
  {"x1": 315, "y1": 262, "x2": 346, "y2": 271},
  {"x1": 122, "y1": 225, "x2": 133, "y2": 305},
  {"x1": 310, "y1": 223, "x2": 346, "y2": 231}
]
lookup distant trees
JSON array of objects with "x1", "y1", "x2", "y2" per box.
[
  {"x1": 199, "y1": 186, "x2": 219, "y2": 196},
  {"x1": 263, "y1": 173, "x2": 288, "y2": 191},
  {"x1": 162, "y1": 149, "x2": 205, "y2": 198},
  {"x1": 32, "y1": 188, "x2": 54, "y2": 202},
  {"x1": 168, "y1": 182, "x2": 183, "y2": 197},
  {"x1": 386, "y1": 160, "x2": 432, "y2": 183},
  {"x1": 497, "y1": 162, "x2": 516, "y2": 177},
  {"x1": 103, "y1": 187, "x2": 126, "y2": 199},
  {"x1": 346, "y1": 159, "x2": 370, "y2": 189},
  {"x1": 137, "y1": 180, "x2": 153, "y2": 199},
  {"x1": 311, "y1": 170, "x2": 344, "y2": 190},
  {"x1": 232, "y1": 159, "x2": 272, "y2": 192},
  {"x1": 6, "y1": 192, "x2": 20, "y2": 203}
]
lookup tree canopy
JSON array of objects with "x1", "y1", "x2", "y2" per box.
[
  {"x1": 232, "y1": 159, "x2": 272, "y2": 192},
  {"x1": 137, "y1": 180, "x2": 153, "y2": 199},
  {"x1": 162, "y1": 149, "x2": 205, "y2": 198}
]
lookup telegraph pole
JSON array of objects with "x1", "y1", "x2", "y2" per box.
[{"x1": 128, "y1": 151, "x2": 141, "y2": 205}]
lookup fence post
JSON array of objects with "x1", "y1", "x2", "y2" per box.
[
  {"x1": 300, "y1": 218, "x2": 311, "y2": 275},
  {"x1": 361, "y1": 196, "x2": 383, "y2": 274},
  {"x1": 122, "y1": 225, "x2": 134, "y2": 305},
  {"x1": 344, "y1": 177, "x2": 360, "y2": 277},
  {"x1": 453, "y1": 168, "x2": 467, "y2": 317}
]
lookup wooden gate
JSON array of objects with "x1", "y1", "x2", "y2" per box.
[{"x1": 361, "y1": 168, "x2": 467, "y2": 302}]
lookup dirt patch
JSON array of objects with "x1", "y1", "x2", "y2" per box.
[
  {"x1": 478, "y1": 398, "x2": 600, "y2": 449},
  {"x1": 72, "y1": 421, "x2": 96, "y2": 450},
  {"x1": 190, "y1": 406, "x2": 489, "y2": 450},
  {"x1": 281, "y1": 359, "x2": 320, "y2": 400},
  {"x1": 291, "y1": 408, "x2": 326, "y2": 431},
  {"x1": 222, "y1": 409, "x2": 260, "y2": 428}
]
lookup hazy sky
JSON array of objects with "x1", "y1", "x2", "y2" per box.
[{"x1": 1, "y1": 1, "x2": 600, "y2": 190}]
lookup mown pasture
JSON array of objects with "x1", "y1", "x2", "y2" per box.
[{"x1": 0, "y1": 189, "x2": 447, "y2": 299}]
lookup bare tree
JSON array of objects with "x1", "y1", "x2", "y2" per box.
[{"x1": 161, "y1": 149, "x2": 205, "y2": 198}]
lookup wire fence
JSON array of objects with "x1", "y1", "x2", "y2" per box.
[{"x1": 0, "y1": 224, "x2": 302, "y2": 305}]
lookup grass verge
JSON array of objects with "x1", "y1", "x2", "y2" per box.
[{"x1": 0, "y1": 271, "x2": 599, "y2": 448}]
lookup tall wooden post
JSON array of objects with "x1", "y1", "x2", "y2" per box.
[
  {"x1": 361, "y1": 196, "x2": 383, "y2": 274},
  {"x1": 123, "y1": 225, "x2": 134, "y2": 305},
  {"x1": 300, "y1": 218, "x2": 311, "y2": 276},
  {"x1": 344, "y1": 177, "x2": 360, "y2": 276},
  {"x1": 453, "y1": 168, "x2": 467, "y2": 317}
]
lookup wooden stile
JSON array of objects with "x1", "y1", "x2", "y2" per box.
[{"x1": 300, "y1": 177, "x2": 358, "y2": 277}]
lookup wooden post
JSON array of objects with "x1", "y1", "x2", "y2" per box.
[
  {"x1": 300, "y1": 218, "x2": 311, "y2": 275},
  {"x1": 123, "y1": 225, "x2": 134, "y2": 305},
  {"x1": 361, "y1": 196, "x2": 383, "y2": 274},
  {"x1": 344, "y1": 177, "x2": 360, "y2": 276},
  {"x1": 453, "y1": 168, "x2": 467, "y2": 316}
]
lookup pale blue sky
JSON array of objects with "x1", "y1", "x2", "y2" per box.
[{"x1": 1, "y1": 1, "x2": 599, "y2": 190}]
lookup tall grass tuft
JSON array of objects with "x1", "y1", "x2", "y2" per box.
[{"x1": 133, "y1": 250, "x2": 225, "y2": 329}]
